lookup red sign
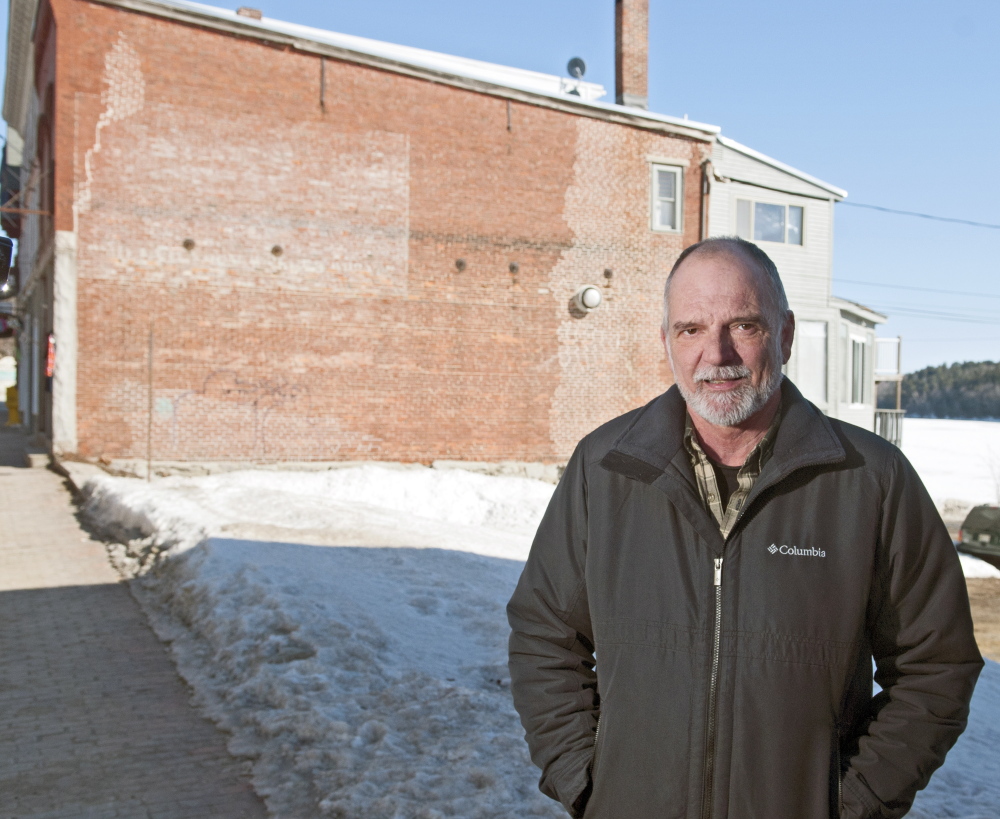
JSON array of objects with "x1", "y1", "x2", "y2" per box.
[{"x1": 45, "y1": 333, "x2": 55, "y2": 378}]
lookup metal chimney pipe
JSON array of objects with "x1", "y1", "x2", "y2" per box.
[{"x1": 615, "y1": 0, "x2": 649, "y2": 109}]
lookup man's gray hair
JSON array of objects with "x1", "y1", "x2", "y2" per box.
[{"x1": 661, "y1": 236, "x2": 790, "y2": 331}]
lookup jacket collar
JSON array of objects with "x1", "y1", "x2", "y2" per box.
[{"x1": 599, "y1": 378, "x2": 846, "y2": 488}]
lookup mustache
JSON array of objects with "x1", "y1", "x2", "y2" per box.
[{"x1": 693, "y1": 365, "x2": 752, "y2": 383}]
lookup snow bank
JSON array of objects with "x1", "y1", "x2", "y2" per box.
[
  {"x1": 82, "y1": 463, "x2": 554, "y2": 565},
  {"x1": 83, "y1": 465, "x2": 562, "y2": 819},
  {"x1": 140, "y1": 540, "x2": 561, "y2": 818},
  {"x1": 910, "y1": 659, "x2": 1000, "y2": 818},
  {"x1": 960, "y1": 553, "x2": 1000, "y2": 579}
]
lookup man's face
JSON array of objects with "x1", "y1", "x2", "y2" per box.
[{"x1": 661, "y1": 251, "x2": 794, "y2": 428}]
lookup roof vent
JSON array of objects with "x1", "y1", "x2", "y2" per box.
[{"x1": 236, "y1": 7, "x2": 262, "y2": 19}]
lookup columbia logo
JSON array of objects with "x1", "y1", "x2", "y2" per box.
[{"x1": 769, "y1": 543, "x2": 826, "y2": 557}]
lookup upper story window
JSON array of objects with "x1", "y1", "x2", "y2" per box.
[
  {"x1": 736, "y1": 199, "x2": 803, "y2": 245},
  {"x1": 651, "y1": 164, "x2": 683, "y2": 232}
]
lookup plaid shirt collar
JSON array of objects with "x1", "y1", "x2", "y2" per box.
[{"x1": 683, "y1": 404, "x2": 781, "y2": 538}]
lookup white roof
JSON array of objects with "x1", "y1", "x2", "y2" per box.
[
  {"x1": 717, "y1": 135, "x2": 847, "y2": 199},
  {"x1": 178, "y1": 1, "x2": 610, "y2": 102},
  {"x1": 83, "y1": 0, "x2": 721, "y2": 138},
  {"x1": 831, "y1": 295, "x2": 887, "y2": 324}
]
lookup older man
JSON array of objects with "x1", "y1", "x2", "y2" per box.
[{"x1": 507, "y1": 237, "x2": 982, "y2": 819}]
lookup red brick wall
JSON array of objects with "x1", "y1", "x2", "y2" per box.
[{"x1": 52, "y1": 0, "x2": 709, "y2": 463}]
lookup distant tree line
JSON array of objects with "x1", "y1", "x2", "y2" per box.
[{"x1": 878, "y1": 361, "x2": 1000, "y2": 418}]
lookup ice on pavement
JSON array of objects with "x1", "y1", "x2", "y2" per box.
[{"x1": 81, "y1": 451, "x2": 1000, "y2": 817}]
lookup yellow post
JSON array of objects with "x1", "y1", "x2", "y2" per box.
[{"x1": 5, "y1": 386, "x2": 19, "y2": 425}]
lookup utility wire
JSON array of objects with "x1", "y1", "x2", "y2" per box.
[
  {"x1": 878, "y1": 307, "x2": 1000, "y2": 324},
  {"x1": 758, "y1": 268, "x2": 1000, "y2": 302},
  {"x1": 835, "y1": 278, "x2": 1000, "y2": 301},
  {"x1": 905, "y1": 338, "x2": 1000, "y2": 343},
  {"x1": 840, "y1": 201, "x2": 1000, "y2": 230},
  {"x1": 770, "y1": 291, "x2": 1000, "y2": 325},
  {"x1": 791, "y1": 301, "x2": 1000, "y2": 325},
  {"x1": 779, "y1": 288, "x2": 1000, "y2": 316}
]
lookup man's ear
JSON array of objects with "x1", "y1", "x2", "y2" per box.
[
  {"x1": 780, "y1": 311, "x2": 795, "y2": 364},
  {"x1": 660, "y1": 325, "x2": 674, "y2": 363}
]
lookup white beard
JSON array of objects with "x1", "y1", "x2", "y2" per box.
[{"x1": 677, "y1": 363, "x2": 783, "y2": 427}]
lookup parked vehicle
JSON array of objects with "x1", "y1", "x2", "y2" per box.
[{"x1": 957, "y1": 505, "x2": 1000, "y2": 560}]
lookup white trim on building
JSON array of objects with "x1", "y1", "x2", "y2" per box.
[{"x1": 716, "y1": 135, "x2": 847, "y2": 200}]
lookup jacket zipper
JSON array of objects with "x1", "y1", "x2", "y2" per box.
[
  {"x1": 701, "y1": 556, "x2": 724, "y2": 819},
  {"x1": 591, "y1": 713, "x2": 603, "y2": 773},
  {"x1": 836, "y1": 739, "x2": 843, "y2": 816}
]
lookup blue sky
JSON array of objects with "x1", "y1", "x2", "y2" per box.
[{"x1": 3, "y1": 0, "x2": 999, "y2": 372}]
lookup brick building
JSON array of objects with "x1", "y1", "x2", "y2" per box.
[{"x1": 4, "y1": 0, "x2": 726, "y2": 467}]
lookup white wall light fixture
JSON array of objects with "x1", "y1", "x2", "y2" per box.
[{"x1": 570, "y1": 284, "x2": 603, "y2": 318}]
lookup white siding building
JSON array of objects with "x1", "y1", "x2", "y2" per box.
[{"x1": 708, "y1": 136, "x2": 884, "y2": 430}]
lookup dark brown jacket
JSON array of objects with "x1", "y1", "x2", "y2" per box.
[{"x1": 507, "y1": 381, "x2": 982, "y2": 819}]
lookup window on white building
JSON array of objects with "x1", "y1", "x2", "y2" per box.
[
  {"x1": 795, "y1": 320, "x2": 827, "y2": 404},
  {"x1": 850, "y1": 336, "x2": 872, "y2": 405},
  {"x1": 651, "y1": 164, "x2": 682, "y2": 232},
  {"x1": 841, "y1": 324, "x2": 849, "y2": 399},
  {"x1": 736, "y1": 199, "x2": 804, "y2": 245}
]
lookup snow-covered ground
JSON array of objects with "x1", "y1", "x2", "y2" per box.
[
  {"x1": 902, "y1": 417, "x2": 1000, "y2": 508},
  {"x1": 902, "y1": 418, "x2": 1000, "y2": 580},
  {"x1": 959, "y1": 552, "x2": 1000, "y2": 579},
  {"x1": 911, "y1": 657, "x2": 1000, "y2": 819},
  {"x1": 83, "y1": 466, "x2": 562, "y2": 818},
  {"x1": 80, "y1": 444, "x2": 1000, "y2": 817}
]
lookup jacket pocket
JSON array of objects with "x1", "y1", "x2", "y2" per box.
[
  {"x1": 570, "y1": 716, "x2": 603, "y2": 819},
  {"x1": 841, "y1": 770, "x2": 884, "y2": 819}
]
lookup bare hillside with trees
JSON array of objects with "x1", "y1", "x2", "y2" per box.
[{"x1": 880, "y1": 361, "x2": 1000, "y2": 419}]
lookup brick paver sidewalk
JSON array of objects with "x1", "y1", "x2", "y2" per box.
[{"x1": 0, "y1": 424, "x2": 268, "y2": 819}]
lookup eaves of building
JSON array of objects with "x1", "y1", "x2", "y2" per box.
[
  {"x1": 832, "y1": 295, "x2": 887, "y2": 326},
  {"x1": 2, "y1": 0, "x2": 39, "y2": 136},
  {"x1": 715, "y1": 135, "x2": 848, "y2": 201}
]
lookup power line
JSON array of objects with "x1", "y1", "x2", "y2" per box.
[
  {"x1": 840, "y1": 201, "x2": 1000, "y2": 230},
  {"x1": 761, "y1": 268, "x2": 1000, "y2": 302},
  {"x1": 781, "y1": 288, "x2": 1000, "y2": 317},
  {"x1": 876, "y1": 306, "x2": 1000, "y2": 325},
  {"x1": 836, "y1": 278, "x2": 1000, "y2": 301},
  {"x1": 905, "y1": 338, "x2": 1000, "y2": 343},
  {"x1": 775, "y1": 293, "x2": 1000, "y2": 325}
]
